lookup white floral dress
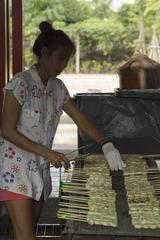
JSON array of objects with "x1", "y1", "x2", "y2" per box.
[{"x1": 0, "y1": 65, "x2": 70, "y2": 200}]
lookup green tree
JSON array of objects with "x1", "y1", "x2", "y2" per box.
[
  {"x1": 23, "y1": 0, "x2": 160, "y2": 72},
  {"x1": 89, "y1": 0, "x2": 113, "y2": 19},
  {"x1": 23, "y1": 0, "x2": 91, "y2": 66}
]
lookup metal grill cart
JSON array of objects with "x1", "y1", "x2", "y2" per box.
[
  {"x1": 76, "y1": 90, "x2": 160, "y2": 155},
  {"x1": 58, "y1": 90, "x2": 160, "y2": 240}
]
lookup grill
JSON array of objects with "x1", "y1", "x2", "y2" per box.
[
  {"x1": 0, "y1": 223, "x2": 66, "y2": 239},
  {"x1": 57, "y1": 91, "x2": 160, "y2": 240},
  {"x1": 36, "y1": 224, "x2": 65, "y2": 239},
  {"x1": 58, "y1": 154, "x2": 160, "y2": 240}
]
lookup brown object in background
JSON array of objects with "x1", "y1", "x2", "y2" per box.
[{"x1": 118, "y1": 54, "x2": 160, "y2": 89}]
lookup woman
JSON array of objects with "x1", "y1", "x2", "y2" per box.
[{"x1": 0, "y1": 21, "x2": 124, "y2": 240}]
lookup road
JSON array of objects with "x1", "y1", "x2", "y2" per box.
[{"x1": 59, "y1": 73, "x2": 119, "y2": 96}]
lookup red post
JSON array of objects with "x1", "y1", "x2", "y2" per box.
[
  {"x1": 12, "y1": 0, "x2": 23, "y2": 75},
  {"x1": 0, "y1": 0, "x2": 7, "y2": 126},
  {"x1": 6, "y1": 0, "x2": 10, "y2": 81}
]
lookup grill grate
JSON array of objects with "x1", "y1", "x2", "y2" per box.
[
  {"x1": 36, "y1": 224, "x2": 65, "y2": 238},
  {"x1": 0, "y1": 223, "x2": 65, "y2": 239}
]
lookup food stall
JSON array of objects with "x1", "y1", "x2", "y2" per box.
[{"x1": 58, "y1": 90, "x2": 160, "y2": 240}]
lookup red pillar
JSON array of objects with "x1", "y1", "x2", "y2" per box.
[
  {"x1": 0, "y1": 0, "x2": 23, "y2": 127},
  {"x1": 0, "y1": 0, "x2": 8, "y2": 126},
  {"x1": 12, "y1": 0, "x2": 23, "y2": 75}
]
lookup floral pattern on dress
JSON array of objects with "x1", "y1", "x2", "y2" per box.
[
  {"x1": 20, "y1": 81, "x2": 26, "y2": 100},
  {"x1": 11, "y1": 163, "x2": 21, "y2": 174},
  {"x1": 16, "y1": 157, "x2": 22, "y2": 162},
  {"x1": 17, "y1": 184, "x2": 28, "y2": 193},
  {"x1": 3, "y1": 172, "x2": 15, "y2": 183},
  {"x1": 27, "y1": 159, "x2": 38, "y2": 172},
  {"x1": 32, "y1": 85, "x2": 43, "y2": 98},
  {"x1": 5, "y1": 147, "x2": 16, "y2": 159}
]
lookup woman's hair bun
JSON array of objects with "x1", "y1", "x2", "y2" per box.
[{"x1": 39, "y1": 21, "x2": 53, "y2": 33}]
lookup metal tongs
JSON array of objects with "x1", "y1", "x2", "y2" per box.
[
  {"x1": 65, "y1": 143, "x2": 94, "y2": 162},
  {"x1": 50, "y1": 143, "x2": 95, "y2": 168}
]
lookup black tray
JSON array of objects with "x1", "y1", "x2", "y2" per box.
[{"x1": 115, "y1": 89, "x2": 160, "y2": 100}]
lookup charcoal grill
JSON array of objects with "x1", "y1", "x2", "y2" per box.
[{"x1": 59, "y1": 91, "x2": 160, "y2": 240}]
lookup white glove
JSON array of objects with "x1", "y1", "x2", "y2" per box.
[{"x1": 102, "y1": 142, "x2": 126, "y2": 171}]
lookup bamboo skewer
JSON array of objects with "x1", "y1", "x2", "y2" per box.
[
  {"x1": 72, "y1": 172, "x2": 88, "y2": 176},
  {"x1": 72, "y1": 171, "x2": 89, "y2": 177},
  {"x1": 150, "y1": 181, "x2": 160, "y2": 184},
  {"x1": 71, "y1": 175, "x2": 88, "y2": 179},
  {"x1": 71, "y1": 172, "x2": 88, "y2": 175},
  {"x1": 148, "y1": 170, "x2": 160, "y2": 172},
  {"x1": 58, "y1": 216, "x2": 87, "y2": 222},
  {"x1": 59, "y1": 202, "x2": 88, "y2": 209},
  {"x1": 61, "y1": 186, "x2": 88, "y2": 191},
  {"x1": 60, "y1": 200, "x2": 88, "y2": 204},
  {"x1": 59, "y1": 208, "x2": 88, "y2": 215},
  {"x1": 71, "y1": 179, "x2": 87, "y2": 182},
  {"x1": 61, "y1": 189, "x2": 89, "y2": 195},
  {"x1": 148, "y1": 176, "x2": 160, "y2": 179},
  {"x1": 58, "y1": 212, "x2": 88, "y2": 219},
  {"x1": 58, "y1": 212, "x2": 87, "y2": 218},
  {"x1": 61, "y1": 195, "x2": 89, "y2": 202},
  {"x1": 57, "y1": 213, "x2": 87, "y2": 222},
  {"x1": 61, "y1": 182, "x2": 86, "y2": 186},
  {"x1": 71, "y1": 177, "x2": 88, "y2": 181},
  {"x1": 61, "y1": 183, "x2": 88, "y2": 190}
]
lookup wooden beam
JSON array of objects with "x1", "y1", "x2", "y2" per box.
[
  {"x1": 12, "y1": 0, "x2": 23, "y2": 75},
  {"x1": 0, "y1": 0, "x2": 7, "y2": 126}
]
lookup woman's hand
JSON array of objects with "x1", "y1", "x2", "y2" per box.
[
  {"x1": 46, "y1": 150, "x2": 70, "y2": 170},
  {"x1": 102, "y1": 142, "x2": 126, "y2": 171}
]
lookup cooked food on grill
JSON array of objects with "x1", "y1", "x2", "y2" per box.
[
  {"x1": 58, "y1": 154, "x2": 160, "y2": 229},
  {"x1": 122, "y1": 155, "x2": 160, "y2": 229},
  {"x1": 58, "y1": 155, "x2": 117, "y2": 226}
]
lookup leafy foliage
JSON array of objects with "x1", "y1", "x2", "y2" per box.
[{"x1": 23, "y1": 0, "x2": 160, "y2": 73}]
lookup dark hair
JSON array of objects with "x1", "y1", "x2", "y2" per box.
[{"x1": 33, "y1": 21, "x2": 76, "y2": 58}]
